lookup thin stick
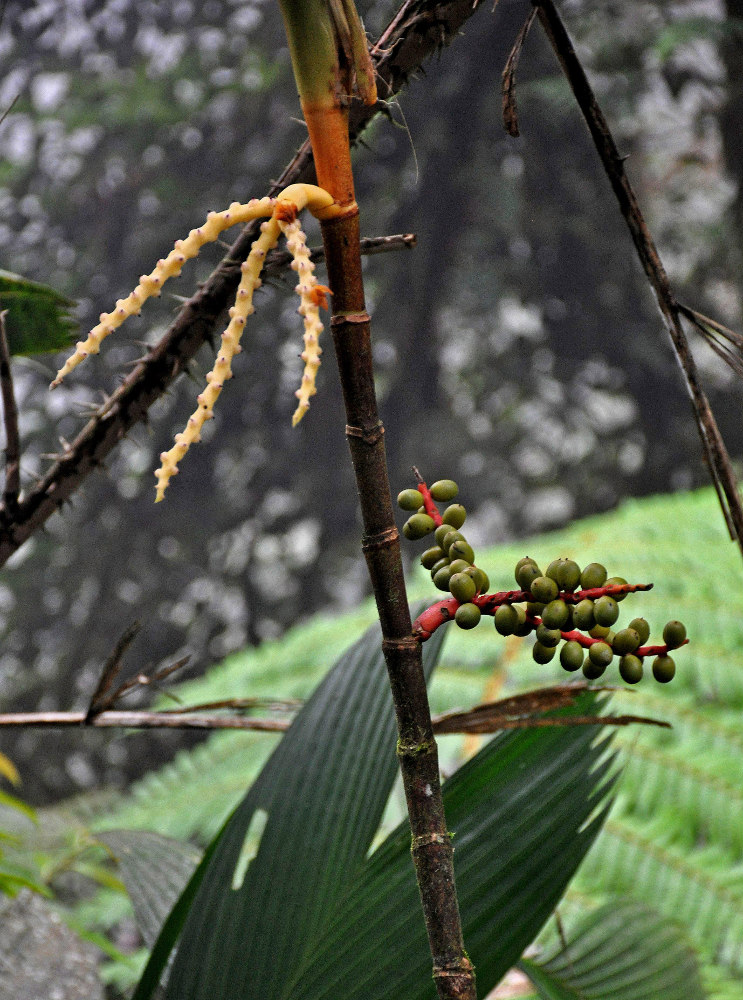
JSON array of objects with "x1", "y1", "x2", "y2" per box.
[
  {"x1": 85, "y1": 621, "x2": 142, "y2": 720},
  {"x1": 262, "y1": 232, "x2": 417, "y2": 278},
  {"x1": 0, "y1": 307, "x2": 20, "y2": 511},
  {"x1": 0, "y1": 711, "x2": 289, "y2": 731},
  {"x1": 532, "y1": 0, "x2": 743, "y2": 553}
]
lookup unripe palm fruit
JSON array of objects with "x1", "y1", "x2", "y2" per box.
[
  {"x1": 435, "y1": 524, "x2": 453, "y2": 547},
  {"x1": 449, "y1": 572, "x2": 477, "y2": 603},
  {"x1": 466, "y1": 565, "x2": 490, "y2": 593},
  {"x1": 442, "y1": 504, "x2": 467, "y2": 528},
  {"x1": 662, "y1": 620, "x2": 687, "y2": 649},
  {"x1": 628, "y1": 617, "x2": 650, "y2": 645},
  {"x1": 560, "y1": 641, "x2": 584, "y2": 672},
  {"x1": 430, "y1": 557, "x2": 450, "y2": 577},
  {"x1": 433, "y1": 566, "x2": 453, "y2": 592},
  {"x1": 531, "y1": 576, "x2": 559, "y2": 603},
  {"x1": 449, "y1": 539, "x2": 475, "y2": 565},
  {"x1": 536, "y1": 624, "x2": 561, "y2": 647},
  {"x1": 653, "y1": 654, "x2": 676, "y2": 683},
  {"x1": 573, "y1": 599, "x2": 596, "y2": 631},
  {"x1": 421, "y1": 546, "x2": 446, "y2": 570},
  {"x1": 442, "y1": 530, "x2": 466, "y2": 551},
  {"x1": 594, "y1": 595, "x2": 619, "y2": 627},
  {"x1": 448, "y1": 558, "x2": 472, "y2": 575},
  {"x1": 403, "y1": 513, "x2": 435, "y2": 540},
  {"x1": 542, "y1": 599, "x2": 570, "y2": 630},
  {"x1": 545, "y1": 558, "x2": 567, "y2": 583},
  {"x1": 430, "y1": 479, "x2": 459, "y2": 502},
  {"x1": 398, "y1": 488, "x2": 424, "y2": 511},
  {"x1": 588, "y1": 641, "x2": 613, "y2": 668},
  {"x1": 580, "y1": 562, "x2": 607, "y2": 589},
  {"x1": 516, "y1": 561, "x2": 542, "y2": 591},
  {"x1": 515, "y1": 556, "x2": 539, "y2": 576},
  {"x1": 532, "y1": 641, "x2": 556, "y2": 664},
  {"x1": 556, "y1": 559, "x2": 581, "y2": 592},
  {"x1": 612, "y1": 628, "x2": 641, "y2": 656},
  {"x1": 494, "y1": 603, "x2": 519, "y2": 636},
  {"x1": 583, "y1": 657, "x2": 607, "y2": 680},
  {"x1": 455, "y1": 602, "x2": 481, "y2": 629},
  {"x1": 605, "y1": 576, "x2": 629, "y2": 601},
  {"x1": 589, "y1": 623, "x2": 611, "y2": 639},
  {"x1": 526, "y1": 601, "x2": 546, "y2": 616},
  {"x1": 619, "y1": 654, "x2": 643, "y2": 684}
]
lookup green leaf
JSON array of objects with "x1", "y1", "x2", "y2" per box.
[
  {"x1": 0, "y1": 270, "x2": 77, "y2": 356},
  {"x1": 134, "y1": 614, "x2": 447, "y2": 1000},
  {"x1": 286, "y1": 690, "x2": 615, "y2": 1000},
  {"x1": 520, "y1": 900, "x2": 706, "y2": 1000},
  {"x1": 97, "y1": 830, "x2": 200, "y2": 948}
]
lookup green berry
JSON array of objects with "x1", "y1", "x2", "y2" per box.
[
  {"x1": 449, "y1": 539, "x2": 475, "y2": 565},
  {"x1": 430, "y1": 479, "x2": 459, "y2": 502},
  {"x1": 449, "y1": 572, "x2": 477, "y2": 603},
  {"x1": 466, "y1": 566, "x2": 490, "y2": 594},
  {"x1": 589, "y1": 623, "x2": 611, "y2": 639},
  {"x1": 455, "y1": 602, "x2": 481, "y2": 629},
  {"x1": 435, "y1": 524, "x2": 452, "y2": 547},
  {"x1": 560, "y1": 641, "x2": 584, "y2": 672},
  {"x1": 403, "y1": 513, "x2": 436, "y2": 540},
  {"x1": 653, "y1": 654, "x2": 676, "y2": 683},
  {"x1": 628, "y1": 617, "x2": 650, "y2": 645},
  {"x1": 662, "y1": 620, "x2": 687, "y2": 650},
  {"x1": 583, "y1": 657, "x2": 607, "y2": 680},
  {"x1": 442, "y1": 504, "x2": 467, "y2": 528},
  {"x1": 612, "y1": 628, "x2": 641, "y2": 656},
  {"x1": 545, "y1": 558, "x2": 566, "y2": 583},
  {"x1": 398, "y1": 488, "x2": 424, "y2": 511},
  {"x1": 430, "y1": 557, "x2": 450, "y2": 577},
  {"x1": 536, "y1": 624, "x2": 562, "y2": 647},
  {"x1": 515, "y1": 556, "x2": 539, "y2": 575},
  {"x1": 448, "y1": 558, "x2": 471, "y2": 575},
  {"x1": 516, "y1": 561, "x2": 542, "y2": 591},
  {"x1": 526, "y1": 601, "x2": 546, "y2": 616},
  {"x1": 433, "y1": 566, "x2": 453, "y2": 592},
  {"x1": 619, "y1": 654, "x2": 644, "y2": 684},
  {"x1": 541, "y1": 599, "x2": 570, "y2": 630},
  {"x1": 605, "y1": 576, "x2": 629, "y2": 601},
  {"x1": 573, "y1": 599, "x2": 596, "y2": 631},
  {"x1": 556, "y1": 559, "x2": 581, "y2": 592},
  {"x1": 531, "y1": 576, "x2": 559, "y2": 603},
  {"x1": 442, "y1": 530, "x2": 466, "y2": 551},
  {"x1": 421, "y1": 546, "x2": 446, "y2": 570},
  {"x1": 532, "y1": 641, "x2": 556, "y2": 664},
  {"x1": 594, "y1": 595, "x2": 619, "y2": 627},
  {"x1": 580, "y1": 562, "x2": 607, "y2": 590},
  {"x1": 494, "y1": 604, "x2": 519, "y2": 636},
  {"x1": 589, "y1": 641, "x2": 613, "y2": 668}
]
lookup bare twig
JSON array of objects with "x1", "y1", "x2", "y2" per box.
[
  {"x1": 530, "y1": 0, "x2": 743, "y2": 553},
  {"x1": 262, "y1": 232, "x2": 417, "y2": 278},
  {"x1": 85, "y1": 621, "x2": 142, "y2": 720},
  {"x1": 0, "y1": 683, "x2": 669, "y2": 733},
  {"x1": 502, "y1": 8, "x2": 537, "y2": 137},
  {"x1": 0, "y1": 307, "x2": 20, "y2": 512}
]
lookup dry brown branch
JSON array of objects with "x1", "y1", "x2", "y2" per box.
[
  {"x1": 531, "y1": 0, "x2": 743, "y2": 553},
  {"x1": 0, "y1": 307, "x2": 20, "y2": 512}
]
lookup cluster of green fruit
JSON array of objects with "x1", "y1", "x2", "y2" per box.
[
  {"x1": 505, "y1": 556, "x2": 685, "y2": 684},
  {"x1": 398, "y1": 479, "x2": 491, "y2": 631},
  {"x1": 398, "y1": 479, "x2": 686, "y2": 685}
]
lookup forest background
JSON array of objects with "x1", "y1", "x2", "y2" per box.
[{"x1": 1, "y1": 0, "x2": 742, "y2": 803}]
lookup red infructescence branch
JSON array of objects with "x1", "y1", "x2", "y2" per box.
[
  {"x1": 412, "y1": 582, "x2": 654, "y2": 641},
  {"x1": 412, "y1": 468, "x2": 443, "y2": 526}
]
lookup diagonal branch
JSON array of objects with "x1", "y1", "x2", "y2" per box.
[
  {"x1": 0, "y1": 306, "x2": 20, "y2": 512},
  {"x1": 0, "y1": 0, "x2": 487, "y2": 569},
  {"x1": 531, "y1": 0, "x2": 743, "y2": 554}
]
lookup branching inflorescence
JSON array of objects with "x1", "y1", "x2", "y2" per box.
[
  {"x1": 400, "y1": 474, "x2": 688, "y2": 685},
  {"x1": 50, "y1": 183, "x2": 336, "y2": 501}
]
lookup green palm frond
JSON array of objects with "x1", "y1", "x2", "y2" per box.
[{"x1": 0, "y1": 270, "x2": 77, "y2": 356}]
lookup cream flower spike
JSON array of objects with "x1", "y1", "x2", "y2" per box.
[{"x1": 50, "y1": 183, "x2": 336, "y2": 501}]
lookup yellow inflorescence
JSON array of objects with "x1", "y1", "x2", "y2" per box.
[
  {"x1": 50, "y1": 183, "x2": 336, "y2": 501},
  {"x1": 277, "y1": 216, "x2": 329, "y2": 427}
]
